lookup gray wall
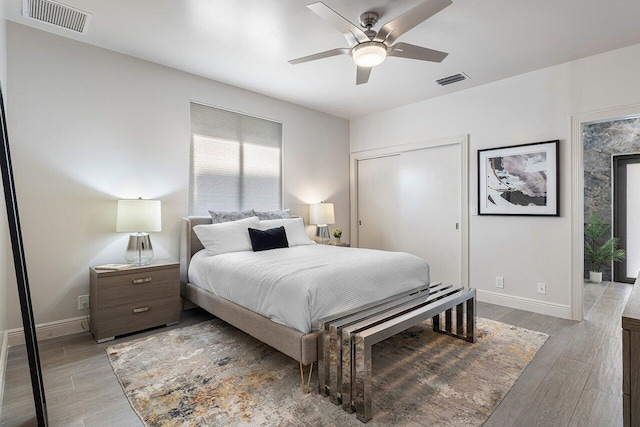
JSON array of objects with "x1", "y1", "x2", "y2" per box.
[{"x1": 583, "y1": 117, "x2": 640, "y2": 280}]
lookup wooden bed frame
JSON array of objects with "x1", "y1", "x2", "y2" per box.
[{"x1": 179, "y1": 217, "x2": 321, "y2": 373}]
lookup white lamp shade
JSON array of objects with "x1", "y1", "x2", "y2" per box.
[
  {"x1": 309, "y1": 202, "x2": 335, "y2": 226},
  {"x1": 116, "y1": 199, "x2": 162, "y2": 232}
]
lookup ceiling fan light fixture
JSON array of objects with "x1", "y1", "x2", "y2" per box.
[
  {"x1": 352, "y1": 42, "x2": 387, "y2": 67},
  {"x1": 290, "y1": 1, "x2": 453, "y2": 85}
]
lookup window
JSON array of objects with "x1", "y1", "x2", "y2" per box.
[{"x1": 189, "y1": 103, "x2": 283, "y2": 215}]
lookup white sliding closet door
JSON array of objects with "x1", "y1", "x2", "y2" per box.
[{"x1": 357, "y1": 144, "x2": 462, "y2": 286}]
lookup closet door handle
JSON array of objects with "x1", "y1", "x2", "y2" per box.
[
  {"x1": 133, "y1": 306, "x2": 151, "y2": 314},
  {"x1": 132, "y1": 277, "x2": 152, "y2": 284}
]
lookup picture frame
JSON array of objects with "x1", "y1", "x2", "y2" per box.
[{"x1": 478, "y1": 140, "x2": 560, "y2": 216}]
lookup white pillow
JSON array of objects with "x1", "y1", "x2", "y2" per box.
[
  {"x1": 259, "y1": 217, "x2": 315, "y2": 247},
  {"x1": 194, "y1": 216, "x2": 260, "y2": 256}
]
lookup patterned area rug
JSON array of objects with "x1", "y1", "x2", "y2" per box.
[{"x1": 107, "y1": 318, "x2": 547, "y2": 426}]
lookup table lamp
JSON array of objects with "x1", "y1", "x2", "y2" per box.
[
  {"x1": 116, "y1": 198, "x2": 161, "y2": 265},
  {"x1": 309, "y1": 202, "x2": 335, "y2": 244}
]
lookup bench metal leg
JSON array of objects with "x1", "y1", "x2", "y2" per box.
[
  {"x1": 433, "y1": 296, "x2": 476, "y2": 343},
  {"x1": 341, "y1": 329, "x2": 354, "y2": 412},
  {"x1": 354, "y1": 335, "x2": 373, "y2": 423},
  {"x1": 328, "y1": 324, "x2": 342, "y2": 404},
  {"x1": 466, "y1": 296, "x2": 476, "y2": 343},
  {"x1": 432, "y1": 313, "x2": 441, "y2": 332},
  {"x1": 456, "y1": 303, "x2": 464, "y2": 335}
]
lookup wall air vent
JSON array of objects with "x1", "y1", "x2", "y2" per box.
[
  {"x1": 22, "y1": 0, "x2": 92, "y2": 35},
  {"x1": 435, "y1": 72, "x2": 469, "y2": 86}
]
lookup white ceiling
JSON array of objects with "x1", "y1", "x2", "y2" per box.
[{"x1": 6, "y1": 0, "x2": 640, "y2": 119}]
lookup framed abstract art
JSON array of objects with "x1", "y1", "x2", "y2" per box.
[{"x1": 478, "y1": 140, "x2": 559, "y2": 216}]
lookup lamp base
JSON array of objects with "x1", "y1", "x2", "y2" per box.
[
  {"x1": 125, "y1": 232, "x2": 154, "y2": 265},
  {"x1": 317, "y1": 225, "x2": 330, "y2": 245}
]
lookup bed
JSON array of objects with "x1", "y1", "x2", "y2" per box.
[{"x1": 179, "y1": 216, "x2": 429, "y2": 368}]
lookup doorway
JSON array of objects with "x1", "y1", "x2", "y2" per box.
[
  {"x1": 573, "y1": 110, "x2": 640, "y2": 320},
  {"x1": 613, "y1": 154, "x2": 640, "y2": 283},
  {"x1": 350, "y1": 135, "x2": 469, "y2": 287}
]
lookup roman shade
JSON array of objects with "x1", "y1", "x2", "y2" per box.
[{"x1": 189, "y1": 102, "x2": 283, "y2": 215}]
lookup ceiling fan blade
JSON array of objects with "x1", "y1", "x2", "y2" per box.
[
  {"x1": 373, "y1": 0, "x2": 452, "y2": 45},
  {"x1": 356, "y1": 66, "x2": 372, "y2": 85},
  {"x1": 289, "y1": 48, "x2": 350, "y2": 65},
  {"x1": 307, "y1": 2, "x2": 371, "y2": 46},
  {"x1": 388, "y1": 42, "x2": 448, "y2": 62}
]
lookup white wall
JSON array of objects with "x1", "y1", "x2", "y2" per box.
[
  {"x1": 351, "y1": 42, "x2": 640, "y2": 317},
  {"x1": 0, "y1": 7, "x2": 7, "y2": 330},
  {"x1": 5, "y1": 22, "x2": 350, "y2": 329},
  {"x1": 0, "y1": 9, "x2": 6, "y2": 94},
  {"x1": 0, "y1": 4, "x2": 8, "y2": 406}
]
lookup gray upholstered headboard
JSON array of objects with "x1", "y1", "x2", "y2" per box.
[{"x1": 179, "y1": 216, "x2": 211, "y2": 295}]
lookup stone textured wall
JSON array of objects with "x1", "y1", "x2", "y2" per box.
[{"x1": 583, "y1": 117, "x2": 640, "y2": 280}]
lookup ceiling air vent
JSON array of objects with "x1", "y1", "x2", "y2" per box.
[
  {"x1": 435, "y1": 72, "x2": 469, "y2": 87},
  {"x1": 22, "y1": 0, "x2": 92, "y2": 35}
]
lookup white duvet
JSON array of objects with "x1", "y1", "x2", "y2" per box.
[{"x1": 188, "y1": 244, "x2": 429, "y2": 334}]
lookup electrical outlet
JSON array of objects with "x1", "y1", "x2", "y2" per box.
[
  {"x1": 495, "y1": 276, "x2": 504, "y2": 289},
  {"x1": 78, "y1": 295, "x2": 89, "y2": 310},
  {"x1": 537, "y1": 283, "x2": 546, "y2": 295}
]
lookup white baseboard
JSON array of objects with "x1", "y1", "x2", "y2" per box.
[
  {"x1": 0, "y1": 331, "x2": 8, "y2": 420},
  {"x1": 7, "y1": 316, "x2": 88, "y2": 347},
  {"x1": 476, "y1": 289, "x2": 572, "y2": 319}
]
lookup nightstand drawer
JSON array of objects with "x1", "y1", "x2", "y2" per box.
[
  {"x1": 96, "y1": 296, "x2": 181, "y2": 339},
  {"x1": 97, "y1": 267, "x2": 179, "y2": 309}
]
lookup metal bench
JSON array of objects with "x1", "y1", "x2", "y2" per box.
[{"x1": 318, "y1": 282, "x2": 476, "y2": 423}]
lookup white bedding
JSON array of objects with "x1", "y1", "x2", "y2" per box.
[{"x1": 188, "y1": 244, "x2": 429, "y2": 334}]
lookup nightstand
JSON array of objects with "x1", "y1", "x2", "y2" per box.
[
  {"x1": 328, "y1": 242, "x2": 350, "y2": 247},
  {"x1": 89, "y1": 260, "x2": 180, "y2": 343}
]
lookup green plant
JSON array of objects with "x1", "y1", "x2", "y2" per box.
[
  {"x1": 333, "y1": 229, "x2": 342, "y2": 238},
  {"x1": 584, "y1": 213, "x2": 625, "y2": 272}
]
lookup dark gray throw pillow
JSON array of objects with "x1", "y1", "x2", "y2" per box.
[
  {"x1": 209, "y1": 209, "x2": 255, "y2": 224},
  {"x1": 248, "y1": 226, "x2": 289, "y2": 251},
  {"x1": 254, "y1": 209, "x2": 291, "y2": 220}
]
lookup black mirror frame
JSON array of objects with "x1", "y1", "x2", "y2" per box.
[{"x1": 0, "y1": 84, "x2": 48, "y2": 425}]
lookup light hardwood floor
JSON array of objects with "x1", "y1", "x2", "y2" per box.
[{"x1": 1, "y1": 281, "x2": 630, "y2": 426}]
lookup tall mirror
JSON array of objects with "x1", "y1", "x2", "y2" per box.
[{"x1": 0, "y1": 81, "x2": 48, "y2": 424}]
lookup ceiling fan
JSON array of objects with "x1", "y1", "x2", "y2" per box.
[{"x1": 289, "y1": 0, "x2": 452, "y2": 85}]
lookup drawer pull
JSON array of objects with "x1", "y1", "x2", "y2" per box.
[
  {"x1": 132, "y1": 277, "x2": 153, "y2": 284},
  {"x1": 133, "y1": 306, "x2": 151, "y2": 314}
]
